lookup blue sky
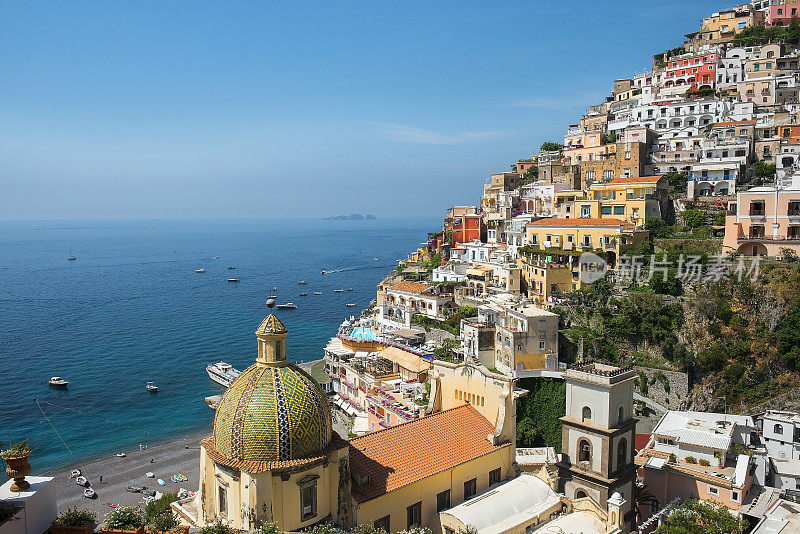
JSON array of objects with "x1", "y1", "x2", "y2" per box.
[{"x1": 1, "y1": 0, "x2": 731, "y2": 220}]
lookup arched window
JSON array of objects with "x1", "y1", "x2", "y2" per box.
[
  {"x1": 618, "y1": 406, "x2": 625, "y2": 424},
  {"x1": 617, "y1": 438, "x2": 628, "y2": 469},
  {"x1": 774, "y1": 424, "x2": 784, "y2": 435},
  {"x1": 578, "y1": 439, "x2": 591, "y2": 463},
  {"x1": 582, "y1": 406, "x2": 592, "y2": 422},
  {"x1": 575, "y1": 490, "x2": 587, "y2": 499}
]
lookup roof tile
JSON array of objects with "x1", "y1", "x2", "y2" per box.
[
  {"x1": 389, "y1": 281, "x2": 432, "y2": 294},
  {"x1": 349, "y1": 404, "x2": 508, "y2": 502}
]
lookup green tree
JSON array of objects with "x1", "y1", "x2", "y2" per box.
[
  {"x1": 664, "y1": 171, "x2": 688, "y2": 193},
  {"x1": 755, "y1": 161, "x2": 776, "y2": 179},
  {"x1": 645, "y1": 217, "x2": 674, "y2": 238},
  {"x1": 540, "y1": 141, "x2": 563, "y2": 152},
  {"x1": 654, "y1": 499, "x2": 742, "y2": 533},
  {"x1": 682, "y1": 209, "x2": 705, "y2": 229}
]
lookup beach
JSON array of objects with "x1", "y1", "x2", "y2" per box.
[{"x1": 47, "y1": 432, "x2": 205, "y2": 519}]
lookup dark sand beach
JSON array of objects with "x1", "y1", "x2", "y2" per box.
[{"x1": 46, "y1": 432, "x2": 205, "y2": 519}]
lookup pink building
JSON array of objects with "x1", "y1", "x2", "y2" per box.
[
  {"x1": 768, "y1": 2, "x2": 800, "y2": 26},
  {"x1": 724, "y1": 178, "x2": 800, "y2": 257}
]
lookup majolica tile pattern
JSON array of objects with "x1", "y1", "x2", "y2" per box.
[{"x1": 213, "y1": 362, "x2": 332, "y2": 462}]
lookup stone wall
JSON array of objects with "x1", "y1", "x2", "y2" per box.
[{"x1": 633, "y1": 366, "x2": 690, "y2": 410}]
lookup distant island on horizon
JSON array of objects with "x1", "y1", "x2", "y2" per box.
[{"x1": 324, "y1": 213, "x2": 376, "y2": 221}]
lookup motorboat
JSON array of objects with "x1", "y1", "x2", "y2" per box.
[
  {"x1": 272, "y1": 286, "x2": 278, "y2": 291},
  {"x1": 213, "y1": 256, "x2": 220, "y2": 260},
  {"x1": 76, "y1": 476, "x2": 89, "y2": 487},
  {"x1": 83, "y1": 488, "x2": 96, "y2": 499},
  {"x1": 346, "y1": 303, "x2": 356, "y2": 307},
  {"x1": 145, "y1": 382, "x2": 159, "y2": 393},
  {"x1": 276, "y1": 302, "x2": 297, "y2": 309},
  {"x1": 195, "y1": 268, "x2": 205, "y2": 273},
  {"x1": 116, "y1": 453, "x2": 126, "y2": 458},
  {"x1": 227, "y1": 266, "x2": 236, "y2": 270},
  {"x1": 298, "y1": 280, "x2": 307, "y2": 285},
  {"x1": 227, "y1": 278, "x2": 240, "y2": 283},
  {"x1": 299, "y1": 292, "x2": 308, "y2": 296},
  {"x1": 334, "y1": 289, "x2": 344, "y2": 293},
  {"x1": 68, "y1": 256, "x2": 76, "y2": 261},
  {"x1": 48, "y1": 377, "x2": 69, "y2": 388},
  {"x1": 70, "y1": 469, "x2": 81, "y2": 478},
  {"x1": 321, "y1": 269, "x2": 327, "y2": 275},
  {"x1": 346, "y1": 288, "x2": 354, "y2": 291},
  {"x1": 206, "y1": 362, "x2": 241, "y2": 388},
  {"x1": 313, "y1": 291, "x2": 323, "y2": 295},
  {"x1": 373, "y1": 257, "x2": 379, "y2": 261}
]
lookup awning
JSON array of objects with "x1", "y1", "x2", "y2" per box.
[
  {"x1": 378, "y1": 346, "x2": 431, "y2": 374},
  {"x1": 325, "y1": 338, "x2": 355, "y2": 357},
  {"x1": 389, "y1": 328, "x2": 425, "y2": 339},
  {"x1": 352, "y1": 415, "x2": 370, "y2": 435},
  {"x1": 645, "y1": 457, "x2": 667, "y2": 470}
]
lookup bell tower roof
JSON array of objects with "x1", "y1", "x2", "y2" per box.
[{"x1": 256, "y1": 314, "x2": 288, "y2": 336}]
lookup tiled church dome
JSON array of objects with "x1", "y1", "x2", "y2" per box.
[{"x1": 211, "y1": 314, "x2": 332, "y2": 462}]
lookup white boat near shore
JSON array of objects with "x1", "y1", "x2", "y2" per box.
[{"x1": 206, "y1": 362, "x2": 240, "y2": 388}]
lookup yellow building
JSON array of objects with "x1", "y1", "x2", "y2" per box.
[
  {"x1": 520, "y1": 252, "x2": 580, "y2": 306},
  {"x1": 350, "y1": 404, "x2": 515, "y2": 533},
  {"x1": 525, "y1": 218, "x2": 648, "y2": 263},
  {"x1": 585, "y1": 175, "x2": 670, "y2": 226}
]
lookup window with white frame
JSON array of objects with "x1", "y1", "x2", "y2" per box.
[{"x1": 707, "y1": 486, "x2": 719, "y2": 497}]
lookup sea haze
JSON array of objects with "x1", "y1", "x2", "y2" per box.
[{"x1": 0, "y1": 217, "x2": 437, "y2": 471}]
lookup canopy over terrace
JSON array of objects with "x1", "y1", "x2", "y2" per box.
[{"x1": 377, "y1": 346, "x2": 431, "y2": 380}]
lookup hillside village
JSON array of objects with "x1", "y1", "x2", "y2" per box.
[{"x1": 318, "y1": 1, "x2": 800, "y2": 532}]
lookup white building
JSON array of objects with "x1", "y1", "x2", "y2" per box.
[
  {"x1": 762, "y1": 411, "x2": 800, "y2": 460},
  {"x1": 651, "y1": 411, "x2": 755, "y2": 466}
]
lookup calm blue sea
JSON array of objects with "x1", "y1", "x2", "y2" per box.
[{"x1": 0, "y1": 218, "x2": 437, "y2": 471}]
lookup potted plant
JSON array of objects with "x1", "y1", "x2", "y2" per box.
[
  {"x1": 102, "y1": 506, "x2": 146, "y2": 534},
  {"x1": 52, "y1": 507, "x2": 97, "y2": 534},
  {"x1": 146, "y1": 511, "x2": 187, "y2": 534},
  {"x1": 0, "y1": 439, "x2": 33, "y2": 492}
]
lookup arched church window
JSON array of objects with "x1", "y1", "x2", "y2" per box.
[
  {"x1": 582, "y1": 406, "x2": 592, "y2": 422},
  {"x1": 578, "y1": 439, "x2": 591, "y2": 463}
]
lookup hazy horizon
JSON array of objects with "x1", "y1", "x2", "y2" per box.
[{"x1": 2, "y1": 0, "x2": 726, "y2": 220}]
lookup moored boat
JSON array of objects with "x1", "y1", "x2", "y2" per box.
[
  {"x1": 276, "y1": 302, "x2": 297, "y2": 309},
  {"x1": 195, "y1": 268, "x2": 205, "y2": 273},
  {"x1": 346, "y1": 303, "x2": 356, "y2": 307},
  {"x1": 334, "y1": 289, "x2": 344, "y2": 293},
  {"x1": 70, "y1": 469, "x2": 81, "y2": 478},
  {"x1": 227, "y1": 278, "x2": 240, "y2": 283},
  {"x1": 313, "y1": 291, "x2": 322, "y2": 295},
  {"x1": 206, "y1": 362, "x2": 240, "y2": 388},
  {"x1": 76, "y1": 476, "x2": 89, "y2": 487},
  {"x1": 49, "y1": 376, "x2": 69, "y2": 388},
  {"x1": 146, "y1": 381, "x2": 158, "y2": 393},
  {"x1": 83, "y1": 488, "x2": 96, "y2": 499},
  {"x1": 346, "y1": 288, "x2": 354, "y2": 291},
  {"x1": 298, "y1": 280, "x2": 307, "y2": 284},
  {"x1": 299, "y1": 292, "x2": 308, "y2": 296},
  {"x1": 227, "y1": 266, "x2": 236, "y2": 270}
]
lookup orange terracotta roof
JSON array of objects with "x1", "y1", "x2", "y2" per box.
[
  {"x1": 603, "y1": 175, "x2": 663, "y2": 185},
  {"x1": 348, "y1": 404, "x2": 509, "y2": 503},
  {"x1": 200, "y1": 434, "x2": 348, "y2": 474},
  {"x1": 389, "y1": 281, "x2": 432, "y2": 294},
  {"x1": 713, "y1": 120, "x2": 756, "y2": 127},
  {"x1": 526, "y1": 218, "x2": 630, "y2": 228}
]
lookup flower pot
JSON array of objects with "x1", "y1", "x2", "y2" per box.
[
  {"x1": 52, "y1": 523, "x2": 95, "y2": 534},
  {"x1": 149, "y1": 528, "x2": 189, "y2": 534},
  {"x1": 101, "y1": 527, "x2": 145, "y2": 534},
  {"x1": 4, "y1": 455, "x2": 31, "y2": 492}
]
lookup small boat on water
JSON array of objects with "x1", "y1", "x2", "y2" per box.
[
  {"x1": 334, "y1": 289, "x2": 344, "y2": 293},
  {"x1": 298, "y1": 280, "x2": 307, "y2": 285},
  {"x1": 276, "y1": 302, "x2": 297, "y2": 309},
  {"x1": 70, "y1": 469, "x2": 81, "y2": 479},
  {"x1": 83, "y1": 488, "x2": 96, "y2": 499},
  {"x1": 313, "y1": 291, "x2": 323, "y2": 295},
  {"x1": 76, "y1": 476, "x2": 89, "y2": 487},
  {"x1": 323, "y1": 284, "x2": 331, "y2": 287},
  {"x1": 195, "y1": 268, "x2": 205, "y2": 273},
  {"x1": 321, "y1": 269, "x2": 327, "y2": 275},
  {"x1": 146, "y1": 381, "x2": 159, "y2": 393},
  {"x1": 213, "y1": 256, "x2": 220, "y2": 260},
  {"x1": 347, "y1": 288, "x2": 354, "y2": 292},
  {"x1": 373, "y1": 257, "x2": 379, "y2": 261},
  {"x1": 346, "y1": 303, "x2": 356, "y2": 307},
  {"x1": 116, "y1": 453, "x2": 126, "y2": 458},
  {"x1": 227, "y1": 266, "x2": 236, "y2": 270},
  {"x1": 299, "y1": 292, "x2": 308, "y2": 296},
  {"x1": 227, "y1": 278, "x2": 240, "y2": 283},
  {"x1": 206, "y1": 362, "x2": 240, "y2": 388},
  {"x1": 49, "y1": 377, "x2": 69, "y2": 388},
  {"x1": 272, "y1": 286, "x2": 278, "y2": 291},
  {"x1": 68, "y1": 256, "x2": 76, "y2": 261}
]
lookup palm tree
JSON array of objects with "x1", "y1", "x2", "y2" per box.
[{"x1": 634, "y1": 482, "x2": 656, "y2": 523}]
